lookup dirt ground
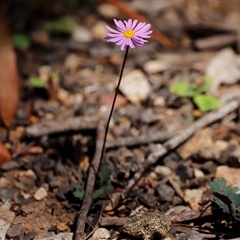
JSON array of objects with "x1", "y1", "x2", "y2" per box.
[{"x1": 1, "y1": 1, "x2": 240, "y2": 240}]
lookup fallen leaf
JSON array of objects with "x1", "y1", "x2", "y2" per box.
[
  {"x1": 0, "y1": 141, "x2": 11, "y2": 166},
  {"x1": 0, "y1": 3, "x2": 19, "y2": 128}
]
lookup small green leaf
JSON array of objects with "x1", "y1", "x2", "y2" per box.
[
  {"x1": 198, "y1": 75, "x2": 213, "y2": 93},
  {"x1": 193, "y1": 94, "x2": 222, "y2": 112},
  {"x1": 29, "y1": 77, "x2": 46, "y2": 88},
  {"x1": 170, "y1": 82, "x2": 198, "y2": 97},
  {"x1": 209, "y1": 178, "x2": 240, "y2": 221},
  {"x1": 44, "y1": 17, "x2": 76, "y2": 34},
  {"x1": 209, "y1": 178, "x2": 227, "y2": 193},
  {"x1": 73, "y1": 189, "x2": 85, "y2": 200},
  {"x1": 70, "y1": 183, "x2": 85, "y2": 200},
  {"x1": 204, "y1": 75, "x2": 213, "y2": 87},
  {"x1": 99, "y1": 165, "x2": 112, "y2": 185},
  {"x1": 92, "y1": 183, "x2": 113, "y2": 200},
  {"x1": 12, "y1": 34, "x2": 30, "y2": 50}
]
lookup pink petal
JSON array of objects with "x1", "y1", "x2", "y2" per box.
[
  {"x1": 133, "y1": 22, "x2": 146, "y2": 31},
  {"x1": 107, "y1": 33, "x2": 122, "y2": 37},
  {"x1": 106, "y1": 25, "x2": 120, "y2": 34},
  {"x1": 135, "y1": 24, "x2": 151, "y2": 34},
  {"x1": 133, "y1": 38, "x2": 144, "y2": 46},
  {"x1": 130, "y1": 19, "x2": 138, "y2": 30},
  {"x1": 135, "y1": 31, "x2": 152, "y2": 38},
  {"x1": 104, "y1": 36, "x2": 112, "y2": 41},
  {"x1": 107, "y1": 36, "x2": 124, "y2": 43},
  {"x1": 125, "y1": 19, "x2": 132, "y2": 29},
  {"x1": 114, "y1": 19, "x2": 126, "y2": 31},
  {"x1": 127, "y1": 38, "x2": 135, "y2": 48},
  {"x1": 115, "y1": 37, "x2": 125, "y2": 45},
  {"x1": 120, "y1": 39, "x2": 127, "y2": 51}
]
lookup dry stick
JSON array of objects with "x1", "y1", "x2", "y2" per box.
[
  {"x1": 25, "y1": 115, "x2": 99, "y2": 137},
  {"x1": 105, "y1": 130, "x2": 174, "y2": 149},
  {"x1": 123, "y1": 99, "x2": 240, "y2": 197},
  {"x1": 74, "y1": 119, "x2": 105, "y2": 240},
  {"x1": 26, "y1": 116, "x2": 173, "y2": 148}
]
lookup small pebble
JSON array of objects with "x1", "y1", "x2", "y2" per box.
[
  {"x1": 193, "y1": 168, "x2": 204, "y2": 178},
  {"x1": 184, "y1": 189, "x2": 203, "y2": 209},
  {"x1": 139, "y1": 193, "x2": 157, "y2": 208},
  {"x1": 57, "y1": 222, "x2": 69, "y2": 231},
  {"x1": 157, "y1": 183, "x2": 175, "y2": 203},
  {"x1": 144, "y1": 60, "x2": 169, "y2": 74},
  {"x1": 72, "y1": 26, "x2": 92, "y2": 43},
  {"x1": 1, "y1": 161, "x2": 19, "y2": 171},
  {"x1": 45, "y1": 176, "x2": 61, "y2": 188},
  {"x1": 23, "y1": 231, "x2": 37, "y2": 240},
  {"x1": 120, "y1": 70, "x2": 151, "y2": 104},
  {"x1": 185, "y1": 230, "x2": 203, "y2": 240},
  {"x1": 17, "y1": 169, "x2": 37, "y2": 180},
  {"x1": 155, "y1": 166, "x2": 172, "y2": 177},
  {"x1": 0, "y1": 177, "x2": 11, "y2": 188},
  {"x1": 54, "y1": 161, "x2": 67, "y2": 175},
  {"x1": 0, "y1": 188, "x2": 13, "y2": 200},
  {"x1": 91, "y1": 21, "x2": 108, "y2": 39},
  {"x1": 201, "y1": 161, "x2": 216, "y2": 174},
  {"x1": 34, "y1": 187, "x2": 48, "y2": 201},
  {"x1": 6, "y1": 223, "x2": 23, "y2": 238},
  {"x1": 97, "y1": 4, "x2": 119, "y2": 18},
  {"x1": 92, "y1": 228, "x2": 110, "y2": 240},
  {"x1": 215, "y1": 165, "x2": 240, "y2": 185}
]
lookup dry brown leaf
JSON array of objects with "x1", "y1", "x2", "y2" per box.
[
  {"x1": 0, "y1": 141, "x2": 11, "y2": 166},
  {"x1": 0, "y1": 3, "x2": 19, "y2": 128}
]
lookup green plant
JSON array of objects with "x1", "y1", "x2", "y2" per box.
[
  {"x1": 71, "y1": 165, "x2": 113, "y2": 201},
  {"x1": 209, "y1": 178, "x2": 240, "y2": 222},
  {"x1": 29, "y1": 77, "x2": 47, "y2": 88},
  {"x1": 44, "y1": 16, "x2": 76, "y2": 34},
  {"x1": 170, "y1": 76, "x2": 222, "y2": 112},
  {"x1": 12, "y1": 34, "x2": 30, "y2": 50}
]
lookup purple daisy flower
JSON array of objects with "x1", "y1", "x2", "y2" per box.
[{"x1": 104, "y1": 19, "x2": 152, "y2": 51}]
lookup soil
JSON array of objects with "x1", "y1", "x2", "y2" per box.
[{"x1": 1, "y1": 1, "x2": 240, "y2": 240}]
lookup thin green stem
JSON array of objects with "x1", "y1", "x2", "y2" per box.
[{"x1": 98, "y1": 46, "x2": 129, "y2": 171}]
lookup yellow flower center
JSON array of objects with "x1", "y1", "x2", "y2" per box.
[{"x1": 123, "y1": 29, "x2": 135, "y2": 38}]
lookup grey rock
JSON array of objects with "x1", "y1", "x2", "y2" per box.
[
  {"x1": 139, "y1": 193, "x2": 157, "y2": 208},
  {"x1": 185, "y1": 230, "x2": 203, "y2": 240},
  {"x1": 1, "y1": 161, "x2": 19, "y2": 171},
  {"x1": 202, "y1": 161, "x2": 216, "y2": 174},
  {"x1": 157, "y1": 183, "x2": 174, "y2": 202},
  {"x1": 0, "y1": 188, "x2": 13, "y2": 200},
  {"x1": 7, "y1": 223, "x2": 24, "y2": 238},
  {"x1": 54, "y1": 161, "x2": 67, "y2": 175},
  {"x1": 24, "y1": 231, "x2": 37, "y2": 240}
]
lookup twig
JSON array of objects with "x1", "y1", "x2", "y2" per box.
[
  {"x1": 25, "y1": 115, "x2": 99, "y2": 137},
  {"x1": 74, "y1": 119, "x2": 105, "y2": 240},
  {"x1": 123, "y1": 99, "x2": 240, "y2": 196},
  {"x1": 84, "y1": 203, "x2": 105, "y2": 240},
  {"x1": 105, "y1": 130, "x2": 174, "y2": 149},
  {"x1": 26, "y1": 116, "x2": 173, "y2": 148}
]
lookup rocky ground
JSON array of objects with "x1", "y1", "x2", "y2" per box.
[{"x1": 1, "y1": 1, "x2": 240, "y2": 240}]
